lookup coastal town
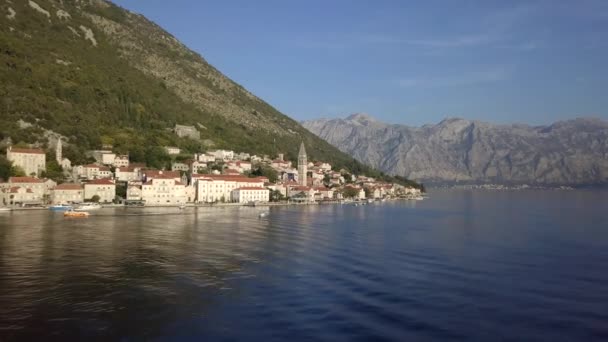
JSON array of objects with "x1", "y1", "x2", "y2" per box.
[{"x1": 0, "y1": 134, "x2": 422, "y2": 208}]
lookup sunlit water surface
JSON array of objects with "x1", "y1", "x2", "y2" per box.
[{"x1": 1, "y1": 190, "x2": 607, "y2": 341}]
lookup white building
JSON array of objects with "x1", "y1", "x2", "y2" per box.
[
  {"x1": 287, "y1": 185, "x2": 315, "y2": 202},
  {"x1": 194, "y1": 175, "x2": 266, "y2": 203},
  {"x1": 81, "y1": 164, "x2": 112, "y2": 180},
  {"x1": 226, "y1": 161, "x2": 252, "y2": 173},
  {"x1": 164, "y1": 146, "x2": 181, "y2": 155},
  {"x1": 171, "y1": 162, "x2": 190, "y2": 172},
  {"x1": 115, "y1": 166, "x2": 140, "y2": 182},
  {"x1": 101, "y1": 153, "x2": 116, "y2": 166},
  {"x1": 84, "y1": 179, "x2": 116, "y2": 203},
  {"x1": 7, "y1": 177, "x2": 46, "y2": 202},
  {"x1": 6, "y1": 146, "x2": 46, "y2": 177},
  {"x1": 126, "y1": 185, "x2": 142, "y2": 201},
  {"x1": 231, "y1": 187, "x2": 269, "y2": 203},
  {"x1": 142, "y1": 170, "x2": 181, "y2": 182},
  {"x1": 1, "y1": 186, "x2": 37, "y2": 206},
  {"x1": 141, "y1": 177, "x2": 186, "y2": 205},
  {"x1": 314, "y1": 162, "x2": 332, "y2": 172},
  {"x1": 195, "y1": 153, "x2": 217, "y2": 163},
  {"x1": 209, "y1": 149, "x2": 234, "y2": 161},
  {"x1": 113, "y1": 155, "x2": 129, "y2": 168},
  {"x1": 51, "y1": 183, "x2": 84, "y2": 204}
]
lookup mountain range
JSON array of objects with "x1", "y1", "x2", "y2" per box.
[
  {"x1": 303, "y1": 114, "x2": 608, "y2": 185},
  {"x1": 0, "y1": 0, "x2": 412, "y2": 186}
]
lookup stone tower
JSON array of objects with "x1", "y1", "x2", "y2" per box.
[
  {"x1": 298, "y1": 142, "x2": 307, "y2": 186},
  {"x1": 56, "y1": 138, "x2": 62, "y2": 164}
]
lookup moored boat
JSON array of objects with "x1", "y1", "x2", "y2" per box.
[
  {"x1": 64, "y1": 211, "x2": 90, "y2": 218},
  {"x1": 49, "y1": 204, "x2": 73, "y2": 211},
  {"x1": 74, "y1": 203, "x2": 101, "y2": 211},
  {"x1": 0, "y1": 207, "x2": 12, "y2": 212}
]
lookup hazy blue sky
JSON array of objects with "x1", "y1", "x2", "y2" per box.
[{"x1": 112, "y1": 0, "x2": 608, "y2": 126}]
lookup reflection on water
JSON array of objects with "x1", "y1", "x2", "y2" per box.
[{"x1": 1, "y1": 191, "x2": 608, "y2": 340}]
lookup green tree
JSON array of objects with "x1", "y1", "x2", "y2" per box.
[
  {"x1": 0, "y1": 156, "x2": 12, "y2": 181},
  {"x1": 269, "y1": 189, "x2": 284, "y2": 202},
  {"x1": 41, "y1": 159, "x2": 64, "y2": 183},
  {"x1": 145, "y1": 146, "x2": 171, "y2": 169},
  {"x1": 11, "y1": 165, "x2": 26, "y2": 177},
  {"x1": 323, "y1": 173, "x2": 331, "y2": 186},
  {"x1": 116, "y1": 183, "x2": 127, "y2": 199},
  {"x1": 250, "y1": 163, "x2": 278, "y2": 183},
  {"x1": 90, "y1": 195, "x2": 101, "y2": 203},
  {"x1": 342, "y1": 187, "x2": 359, "y2": 198}
]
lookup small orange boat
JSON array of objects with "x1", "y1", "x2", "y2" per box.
[{"x1": 64, "y1": 211, "x2": 90, "y2": 218}]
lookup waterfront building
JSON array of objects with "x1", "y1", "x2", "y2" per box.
[
  {"x1": 126, "y1": 185, "x2": 142, "y2": 201},
  {"x1": 84, "y1": 179, "x2": 116, "y2": 203},
  {"x1": 287, "y1": 185, "x2": 315, "y2": 202},
  {"x1": 141, "y1": 176, "x2": 186, "y2": 205},
  {"x1": 1, "y1": 187, "x2": 36, "y2": 206},
  {"x1": 194, "y1": 175, "x2": 266, "y2": 203},
  {"x1": 298, "y1": 142, "x2": 307, "y2": 186},
  {"x1": 313, "y1": 187, "x2": 334, "y2": 201},
  {"x1": 142, "y1": 170, "x2": 181, "y2": 182},
  {"x1": 6, "y1": 146, "x2": 46, "y2": 177},
  {"x1": 231, "y1": 187, "x2": 269, "y2": 203},
  {"x1": 51, "y1": 183, "x2": 84, "y2": 204}
]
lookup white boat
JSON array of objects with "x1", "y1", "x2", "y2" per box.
[
  {"x1": 0, "y1": 207, "x2": 11, "y2": 212},
  {"x1": 415, "y1": 196, "x2": 424, "y2": 201},
  {"x1": 49, "y1": 204, "x2": 73, "y2": 211},
  {"x1": 74, "y1": 203, "x2": 101, "y2": 211},
  {"x1": 258, "y1": 212, "x2": 269, "y2": 218}
]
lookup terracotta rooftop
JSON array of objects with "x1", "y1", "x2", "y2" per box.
[
  {"x1": 55, "y1": 183, "x2": 83, "y2": 190},
  {"x1": 144, "y1": 170, "x2": 180, "y2": 178},
  {"x1": 9, "y1": 177, "x2": 43, "y2": 183},
  {"x1": 86, "y1": 179, "x2": 115, "y2": 185},
  {"x1": 8, "y1": 147, "x2": 45, "y2": 154},
  {"x1": 5, "y1": 186, "x2": 33, "y2": 193},
  {"x1": 235, "y1": 187, "x2": 266, "y2": 191}
]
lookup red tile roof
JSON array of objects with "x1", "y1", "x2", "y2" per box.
[
  {"x1": 86, "y1": 179, "x2": 115, "y2": 185},
  {"x1": 8, "y1": 147, "x2": 45, "y2": 154},
  {"x1": 199, "y1": 175, "x2": 264, "y2": 183},
  {"x1": 6, "y1": 186, "x2": 33, "y2": 193},
  {"x1": 291, "y1": 186, "x2": 312, "y2": 191},
  {"x1": 9, "y1": 177, "x2": 43, "y2": 183},
  {"x1": 55, "y1": 184, "x2": 83, "y2": 190},
  {"x1": 143, "y1": 170, "x2": 180, "y2": 178}
]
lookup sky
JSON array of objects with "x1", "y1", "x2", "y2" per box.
[{"x1": 112, "y1": 0, "x2": 608, "y2": 126}]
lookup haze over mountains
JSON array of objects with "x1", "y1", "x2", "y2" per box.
[{"x1": 304, "y1": 114, "x2": 608, "y2": 185}]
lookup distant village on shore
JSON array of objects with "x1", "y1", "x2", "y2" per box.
[{"x1": 0, "y1": 127, "x2": 421, "y2": 208}]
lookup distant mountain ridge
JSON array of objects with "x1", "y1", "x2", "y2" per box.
[{"x1": 303, "y1": 114, "x2": 608, "y2": 185}]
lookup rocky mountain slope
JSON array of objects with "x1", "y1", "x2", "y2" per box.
[
  {"x1": 0, "y1": 0, "x2": 392, "y2": 178},
  {"x1": 304, "y1": 114, "x2": 608, "y2": 185}
]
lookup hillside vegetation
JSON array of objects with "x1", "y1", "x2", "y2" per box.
[{"x1": 0, "y1": 0, "x2": 420, "y2": 187}]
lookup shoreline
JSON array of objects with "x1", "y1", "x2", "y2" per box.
[{"x1": 2, "y1": 196, "x2": 425, "y2": 211}]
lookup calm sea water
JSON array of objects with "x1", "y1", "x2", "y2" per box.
[{"x1": 1, "y1": 190, "x2": 607, "y2": 341}]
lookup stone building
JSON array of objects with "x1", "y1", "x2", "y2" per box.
[{"x1": 6, "y1": 146, "x2": 46, "y2": 177}]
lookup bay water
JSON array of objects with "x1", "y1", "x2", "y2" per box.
[{"x1": 1, "y1": 190, "x2": 607, "y2": 341}]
